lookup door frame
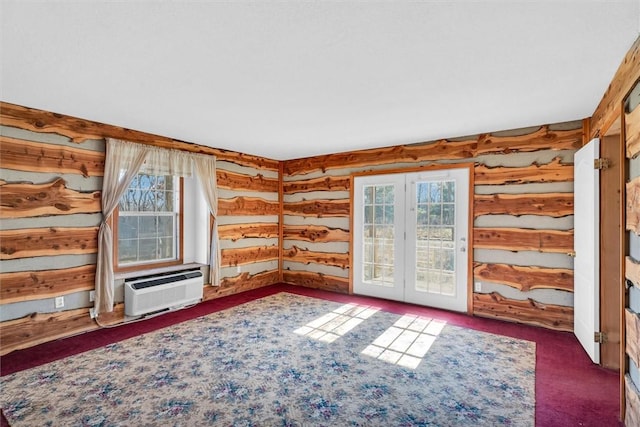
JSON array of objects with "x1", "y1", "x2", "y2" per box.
[
  {"x1": 599, "y1": 131, "x2": 624, "y2": 370},
  {"x1": 349, "y1": 163, "x2": 475, "y2": 313}
]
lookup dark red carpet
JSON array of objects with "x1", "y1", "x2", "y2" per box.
[{"x1": 1, "y1": 284, "x2": 620, "y2": 426}]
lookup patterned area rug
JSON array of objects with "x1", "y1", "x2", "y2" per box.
[{"x1": 1, "y1": 293, "x2": 535, "y2": 426}]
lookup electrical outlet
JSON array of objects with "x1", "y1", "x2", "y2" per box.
[
  {"x1": 54, "y1": 296, "x2": 65, "y2": 308},
  {"x1": 474, "y1": 282, "x2": 482, "y2": 292},
  {"x1": 237, "y1": 265, "x2": 241, "y2": 273},
  {"x1": 89, "y1": 308, "x2": 97, "y2": 319},
  {"x1": 89, "y1": 290, "x2": 95, "y2": 302}
]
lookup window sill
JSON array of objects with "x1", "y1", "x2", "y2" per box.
[{"x1": 114, "y1": 262, "x2": 207, "y2": 281}]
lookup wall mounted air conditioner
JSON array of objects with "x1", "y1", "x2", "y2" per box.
[{"x1": 124, "y1": 269, "x2": 204, "y2": 317}]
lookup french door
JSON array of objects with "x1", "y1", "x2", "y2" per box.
[{"x1": 353, "y1": 167, "x2": 470, "y2": 312}]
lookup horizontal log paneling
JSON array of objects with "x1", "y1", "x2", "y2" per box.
[
  {"x1": 283, "y1": 246, "x2": 349, "y2": 269},
  {"x1": 474, "y1": 157, "x2": 573, "y2": 185},
  {"x1": 473, "y1": 292, "x2": 573, "y2": 331},
  {"x1": 204, "y1": 270, "x2": 280, "y2": 300},
  {"x1": 218, "y1": 223, "x2": 280, "y2": 241},
  {"x1": 96, "y1": 302, "x2": 125, "y2": 326},
  {"x1": 0, "y1": 102, "x2": 279, "y2": 170},
  {"x1": 283, "y1": 176, "x2": 351, "y2": 193},
  {"x1": 221, "y1": 245, "x2": 279, "y2": 266},
  {"x1": 0, "y1": 135, "x2": 104, "y2": 177},
  {"x1": 476, "y1": 126, "x2": 582, "y2": 155},
  {"x1": 627, "y1": 256, "x2": 640, "y2": 288},
  {"x1": 626, "y1": 309, "x2": 640, "y2": 371},
  {"x1": 626, "y1": 374, "x2": 640, "y2": 427},
  {"x1": 590, "y1": 36, "x2": 640, "y2": 138},
  {"x1": 627, "y1": 177, "x2": 640, "y2": 234},
  {"x1": 283, "y1": 126, "x2": 581, "y2": 176},
  {"x1": 283, "y1": 270, "x2": 350, "y2": 293},
  {"x1": 218, "y1": 196, "x2": 279, "y2": 216},
  {"x1": 216, "y1": 170, "x2": 279, "y2": 192},
  {"x1": 283, "y1": 199, "x2": 350, "y2": 217},
  {"x1": 0, "y1": 227, "x2": 99, "y2": 259},
  {"x1": 0, "y1": 308, "x2": 95, "y2": 355},
  {"x1": 0, "y1": 265, "x2": 95, "y2": 304},
  {"x1": 284, "y1": 140, "x2": 475, "y2": 176},
  {"x1": 474, "y1": 193, "x2": 573, "y2": 217},
  {"x1": 626, "y1": 103, "x2": 640, "y2": 158},
  {"x1": 473, "y1": 227, "x2": 573, "y2": 253},
  {"x1": 0, "y1": 178, "x2": 101, "y2": 219},
  {"x1": 283, "y1": 224, "x2": 350, "y2": 243},
  {"x1": 474, "y1": 263, "x2": 573, "y2": 292}
]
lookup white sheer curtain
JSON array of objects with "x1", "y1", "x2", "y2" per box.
[
  {"x1": 95, "y1": 139, "x2": 219, "y2": 316},
  {"x1": 96, "y1": 139, "x2": 150, "y2": 314},
  {"x1": 194, "y1": 157, "x2": 220, "y2": 286}
]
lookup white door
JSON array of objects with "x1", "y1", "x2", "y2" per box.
[
  {"x1": 353, "y1": 173, "x2": 406, "y2": 301},
  {"x1": 353, "y1": 168, "x2": 470, "y2": 312},
  {"x1": 573, "y1": 138, "x2": 600, "y2": 364},
  {"x1": 404, "y1": 169, "x2": 470, "y2": 312}
]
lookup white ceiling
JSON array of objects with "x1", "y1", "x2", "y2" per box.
[{"x1": 2, "y1": 1, "x2": 639, "y2": 160}]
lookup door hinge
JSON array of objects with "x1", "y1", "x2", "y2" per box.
[
  {"x1": 594, "y1": 331, "x2": 607, "y2": 344},
  {"x1": 594, "y1": 158, "x2": 610, "y2": 170}
]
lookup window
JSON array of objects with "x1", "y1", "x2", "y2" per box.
[{"x1": 114, "y1": 172, "x2": 183, "y2": 270}]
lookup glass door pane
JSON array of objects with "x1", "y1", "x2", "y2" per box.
[
  {"x1": 353, "y1": 173, "x2": 406, "y2": 301},
  {"x1": 363, "y1": 184, "x2": 395, "y2": 286},
  {"x1": 405, "y1": 168, "x2": 469, "y2": 312},
  {"x1": 414, "y1": 180, "x2": 456, "y2": 296}
]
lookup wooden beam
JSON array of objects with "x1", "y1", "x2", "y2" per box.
[
  {"x1": 474, "y1": 193, "x2": 573, "y2": 217},
  {"x1": 283, "y1": 139, "x2": 476, "y2": 176},
  {"x1": 283, "y1": 224, "x2": 350, "y2": 243},
  {"x1": 204, "y1": 270, "x2": 279, "y2": 300},
  {"x1": 283, "y1": 176, "x2": 351, "y2": 194},
  {"x1": 473, "y1": 227, "x2": 573, "y2": 253},
  {"x1": 626, "y1": 309, "x2": 640, "y2": 372},
  {"x1": 282, "y1": 270, "x2": 349, "y2": 293},
  {"x1": 627, "y1": 256, "x2": 640, "y2": 289},
  {"x1": 283, "y1": 199, "x2": 350, "y2": 217},
  {"x1": 473, "y1": 263, "x2": 573, "y2": 292},
  {"x1": 0, "y1": 135, "x2": 105, "y2": 177},
  {"x1": 474, "y1": 157, "x2": 573, "y2": 185},
  {"x1": 221, "y1": 245, "x2": 279, "y2": 266},
  {"x1": 0, "y1": 227, "x2": 99, "y2": 259},
  {"x1": 626, "y1": 103, "x2": 640, "y2": 158},
  {"x1": 283, "y1": 246, "x2": 349, "y2": 269},
  {"x1": 473, "y1": 292, "x2": 573, "y2": 331},
  {"x1": 0, "y1": 101, "x2": 279, "y2": 170},
  {"x1": 283, "y1": 125, "x2": 580, "y2": 176},
  {"x1": 0, "y1": 265, "x2": 95, "y2": 304},
  {"x1": 627, "y1": 176, "x2": 640, "y2": 234},
  {"x1": 217, "y1": 170, "x2": 279, "y2": 192},
  {"x1": 0, "y1": 308, "x2": 96, "y2": 356},
  {"x1": 218, "y1": 197, "x2": 279, "y2": 216},
  {"x1": 0, "y1": 178, "x2": 101, "y2": 219},
  {"x1": 590, "y1": 36, "x2": 640, "y2": 138}
]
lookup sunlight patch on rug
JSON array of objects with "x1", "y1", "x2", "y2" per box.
[
  {"x1": 1, "y1": 293, "x2": 535, "y2": 426},
  {"x1": 294, "y1": 302, "x2": 379, "y2": 343},
  {"x1": 362, "y1": 314, "x2": 446, "y2": 369}
]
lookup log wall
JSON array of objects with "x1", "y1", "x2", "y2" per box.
[
  {"x1": 0, "y1": 102, "x2": 280, "y2": 355},
  {"x1": 282, "y1": 122, "x2": 581, "y2": 331},
  {"x1": 624, "y1": 78, "x2": 640, "y2": 426}
]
